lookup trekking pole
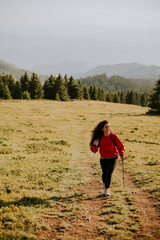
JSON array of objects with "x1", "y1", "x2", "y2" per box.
[
  {"x1": 88, "y1": 145, "x2": 96, "y2": 197},
  {"x1": 122, "y1": 158, "x2": 125, "y2": 188}
]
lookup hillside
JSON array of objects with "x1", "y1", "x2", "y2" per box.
[
  {"x1": 77, "y1": 63, "x2": 160, "y2": 79},
  {"x1": 78, "y1": 74, "x2": 155, "y2": 92},
  {"x1": 0, "y1": 60, "x2": 47, "y2": 82},
  {"x1": 0, "y1": 60, "x2": 30, "y2": 79}
]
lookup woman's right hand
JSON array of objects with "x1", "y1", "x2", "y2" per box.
[{"x1": 93, "y1": 140, "x2": 99, "y2": 147}]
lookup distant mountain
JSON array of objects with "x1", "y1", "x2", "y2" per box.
[
  {"x1": 1, "y1": 60, "x2": 160, "y2": 87},
  {"x1": 0, "y1": 60, "x2": 47, "y2": 82},
  {"x1": 76, "y1": 63, "x2": 160, "y2": 79}
]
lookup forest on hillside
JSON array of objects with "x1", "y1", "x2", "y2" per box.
[
  {"x1": 78, "y1": 73, "x2": 155, "y2": 93},
  {"x1": 0, "y1": 72, "x2": 159, "y2": 113}
]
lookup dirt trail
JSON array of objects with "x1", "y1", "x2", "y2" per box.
[
  {"x1": 37, "y1": 123, "x2": 160, "y2": 240},
  {"x1": 38, "y1": 168, "x2": 160, "y2": 240},
  {"x1": 118, "y1": 168, "x2": 160, "y2": 240},
  {"x1": 37, "y1": 176, "x2": 110, "y2": 240}
]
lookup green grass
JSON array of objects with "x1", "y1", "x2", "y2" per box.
[
  {"x1": 96, "y1": 175, "x2": 140, "y2": 239},
  {"x1": 0, "y1": 100, "x2": 159, "y2": 239}
]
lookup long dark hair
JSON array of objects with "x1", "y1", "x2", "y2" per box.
[{"x1": 90, "y1": 120, "x2": 110, "y2": 146}]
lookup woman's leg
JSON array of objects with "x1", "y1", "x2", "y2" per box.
[
  {"x1": 100, "y1": 157, "x2": 117, "y2": 189},
  {"x1": 100, "y1": 158, "x2": 107, "y2": 186}
]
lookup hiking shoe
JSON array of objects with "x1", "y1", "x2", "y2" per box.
[{"x1": 104, "y1": 189, "x2": 110, "y2": 196}]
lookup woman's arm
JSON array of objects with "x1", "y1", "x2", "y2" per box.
[
  {"x1": 114, "y1": 135, "x2": 125, "y2": 158},
  {"x1": 90, "y1": 140, "x2": 99, "y2": 153}
]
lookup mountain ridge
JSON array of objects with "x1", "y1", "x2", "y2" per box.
[
  {"x1": 0, "y1": 60, "x2": 160, "y2": 82},
  {"x1": 75, "y1": 62, "x2": 160, "y2": 79}
]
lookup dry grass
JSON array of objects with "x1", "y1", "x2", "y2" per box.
[{"x1": 0, "y1": 100, "x2": 159, "y2": 239}]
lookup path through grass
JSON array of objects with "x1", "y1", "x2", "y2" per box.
[{"x1": 0, "y1": 100, "x2": 159, "y2": 239}]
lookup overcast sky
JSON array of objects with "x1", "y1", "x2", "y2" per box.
[{"x1": 0, "y1": 0, "x2": 160, "y2": 70}]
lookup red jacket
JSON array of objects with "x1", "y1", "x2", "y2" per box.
[{"x1": 90, "y1": 133, "x2": 125, "y2": 158}]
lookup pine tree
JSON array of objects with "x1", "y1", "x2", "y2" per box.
[
  {"x1": 1, "y1": 74, "x2": 9, "y2": 87},
  {"x1": 7, "y1": 74, "x2": 15, "y2": 98},
  {"x1": 89, "y1": 86, "x2": 94, "y2": 100},
  {"x1": 106, "y1": 92, "x2": 113, "y2": 102},
  {"x1": 120, "y1": 90, "x2": 126, "y2": 103},
  {"x1": 77, "y1": 80, "x2": 84, "y2": 99},
  {"x1": 29, "y1": 73, "x2": 44, "y2": 99},
  {"x1": 20, "y1": 72, "x2": 30, "y2": 92},
  {"x1": 113, "y1": 92, "x2": 120, "y2": 103},
  {"x1": 126, "y1": 90, "x2": 136, "y2": 104},
  {"x1": 130, "y1": 91, "x2": 136, "y2": 104},
  {"x1": 148, "y1": 79, "x2": 160, "y2": 114},
  {"x1": 67, "y1": 76, "x2": 80, "y2": 99},
  {"x1": 54, "y1": 74, "x2": 69, "y2": 101},
  {"x1": 0, "y1": 74, "x2": 13, "y2": 99},
  {"x1": 135, "y1": 92, "x2": 141, "y2": 105},
  {"x1": 14, "y1": 81, "x2": 22, "y2": 99},
  {"x1": 92, "y1": 86, "x2": 98, "y2": 100},
  {"x1": 83, "y1": 86, "x2": 90, "y2": 100},
  {"x1": 64, "y1": 74, "x2": 69, "y2": 89},
  {"x1": 43, "y1": 75, "x2": 56, "y2": 99},
  {"x1": 43, "y1": 79, "x2": 50, "y2": 99},
  {"x1": 98, "y1": 87, "x2": 106, "y2": 101},
  {"x1": 3, "y1": 84, "x2": 12, "y2": 99},
  {"x1": 141, "y1": 93, "x2": 149, "y2": 107}
]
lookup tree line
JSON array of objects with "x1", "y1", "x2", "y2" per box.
[
  {"x1": 0, "y1": 72, "x2": 159, "y2": 114},
  {"x1": 78, "y1": 73, "x2": 155, "y2": 93}
]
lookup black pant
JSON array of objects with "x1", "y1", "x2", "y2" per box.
[{"x1": 100, "y1": 157, "x2": 118, "y2": 188}]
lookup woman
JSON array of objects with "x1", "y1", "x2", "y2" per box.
[{"x1": 90, "y1": 120, "x2": 125, "y2": 196}]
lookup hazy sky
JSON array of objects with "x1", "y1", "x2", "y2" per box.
[{"x1": 0, "y1": 0, "x2": 160, "y2": 70}]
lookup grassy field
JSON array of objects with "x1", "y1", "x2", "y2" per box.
[{"x1": 0, "y1": 100, "x2": 159, "y2": 239}]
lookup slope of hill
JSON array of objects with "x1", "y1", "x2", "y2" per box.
[
  {"x1": 0, "y1": 60, "x2": 47, "y2": 82},
  {"x1": 0, "y1": 60, "x2": 29, "y2": 79},
  {"x1": 77, "y1": 63, "x2": 160, "y2": 79}
]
